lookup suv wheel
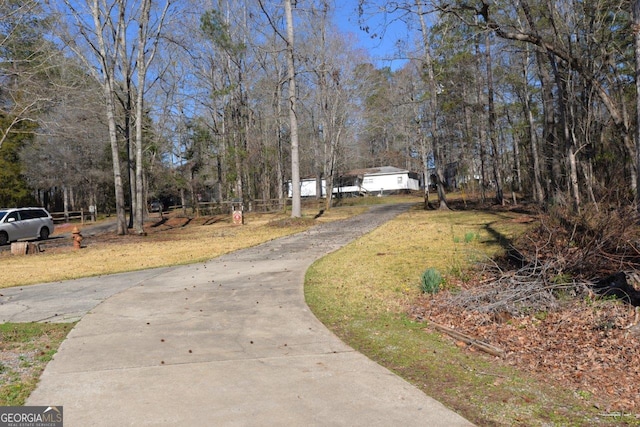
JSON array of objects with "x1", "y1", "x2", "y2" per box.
[
  {"x1": 39, "y1": 227, "x2": 50, "y2": 240},
  {"x1": 0, "y1": 231, "x2": 8, "y2": 245}
]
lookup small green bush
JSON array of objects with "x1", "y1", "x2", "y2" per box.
[
  {"x1": 464, "y1": 232, "x2": 478, "y2": 243},
  {"x1": 420, "y1": 268, "x2": 443, "y2": 294}
]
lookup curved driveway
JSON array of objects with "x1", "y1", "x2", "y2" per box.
[{"x1": 3, "y1": 204, "x2": 473, "y2": 426}]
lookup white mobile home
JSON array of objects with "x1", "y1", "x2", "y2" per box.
[
  {"x1": 336, "y1": 166, "x2": 420, "y2": 196},
  {"x1": 287, "y1": 177, "x2": 326, "y2": 198},
  {"x1": 288, "y1": 166, "x2": 420, "y2": 198}
]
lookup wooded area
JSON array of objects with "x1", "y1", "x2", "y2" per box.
[{"x1": 2, "y1": 0, "x2": 640, "y2": 233}]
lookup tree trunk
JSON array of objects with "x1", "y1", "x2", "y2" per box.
[
  {"x1": 474, "y1": 32, "x2": 487, "y2": 203},
  {"x1": 274, "y1": 81, "x2": 285, "y2": 210},
  {"x1": 217, "y1": 155, "x2": 223, "y2": 204},
  {"x1": 522, "y1": 47, "x2": 545, "y2": 203},
  {"x1": 105, "y1": 82, "x2": 127, "y2": 235},
  {"x1": 567, "y1": 144, "x2": 581, "y2": 212},
  {"x1": 419, "y1": 129, "x2": 431, "y2": 209},
  {"x1": 114, "y1": 0, "x2": 135, "y2": 231},
  {"x1": 550, "y1": 54, "x2": 581, "y2": 212},
  {"x1": 416, "y1": 0, "x2": 448, "y2": 210},
  {"x1": 133, "y1": 0, "x2": 151, "y2": 235},
  {"x1": 62, "y1": 0, "x2": 132, "y2": 235},
  {"x1": 634, "y1": 0, "x2": 640, "y2": 211},
  {"x1": 485, "y1": 31, "x2": 504, "y2": 205},
  {"x1": 63, "y1": 185, "x2": 70, "y2": 221},
  {"x1": 316, "y1": 139, "x2": 323, "y2": 201},
  {"x1": 506, "y1": 107, "x2": 523, "y2": 194},
  {"x1": 180, "y1": 188, "x2": 186, "y2": 215},
  {"x1": 325, "y1": 125, "x2": 341, "y2": 211},
  {"x1": 284, "y1": 0, "x2": 301, "y2": 218},
  {"x1": 534, "y1": 49, "x2": 560, "y2": 201},
  {"x1": 126, "y1": 100, "x2": 135, "y2": 229}
]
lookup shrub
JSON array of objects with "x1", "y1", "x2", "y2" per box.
[{"x1": 420, "y1": 267, "x2": 443, "y2": 294}]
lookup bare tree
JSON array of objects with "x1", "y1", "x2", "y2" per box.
[
  {"x1": 0, "y1": 0, "x2": 56, "y2": 150},
  {"x1": 302, "y1": 1, "x2": 359, "y2": 210},
  {"x1": 252, "y1": 26, "x2": 289, "y2": 208},
  {"x1": 133, "y1": 0, "x2": 171, "y2": 234},
  {"x1": 21, "y1": 67, "x2": 111, "y2": 215},
  {"x1": 53, "y1": 0, "x2": 132, "y2": 234},
  {"x1": 474, "y1": 0, "x2": 635, "y2": 207},
  {"x1": 484, "y1": 30, "x2": 504, "y2": 205},
  {"x1": 49, "y1": 0, "x2": 174, "y2": 234},
  {"x1": 283, "y1": 0, "x2": 301, "y2": 217},
  {"x1": 415, "y1": 1, "x2": 449, "y2": 209},
  {"x1": 517, "y1": 44, "x2": 545, "y2": 204}
]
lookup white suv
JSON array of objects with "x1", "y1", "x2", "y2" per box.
[{"x1": 0, "y1": 207, "x2": 54, "y2": 245}]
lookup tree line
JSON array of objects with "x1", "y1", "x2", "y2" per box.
[{"x1": 1, "y1": 0, "x2": 640, "y2": 235}]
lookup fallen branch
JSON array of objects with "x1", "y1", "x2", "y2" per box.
[{"x1": 429, "y1": 321, "x2": 504, "y2": 357}]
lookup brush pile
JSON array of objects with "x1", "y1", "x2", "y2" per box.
[{"x1": 410, "y1": 205, "x2": 640, "y2": 413}]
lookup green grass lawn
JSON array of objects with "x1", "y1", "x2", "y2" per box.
[{"x1": 0, "y1": 322, "x2": 75, "y2": 406}]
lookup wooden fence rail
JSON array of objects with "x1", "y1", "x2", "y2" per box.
[
  {"x1": 50, "y1": 209, "x2": 96, "y2": 224},
  {"x1": 168, "y1": 199, "x2": 290, "y2": 215}
]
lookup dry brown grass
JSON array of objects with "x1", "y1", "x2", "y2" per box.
[{"x1": 0, "y1": 205, "x2": 368, "y2": 289}]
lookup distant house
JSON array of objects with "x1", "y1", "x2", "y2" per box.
[
  {"x1": 286, "y1": 177, "x2": 326, "y2": 198},
  {"x1": 300, "y1": 178, "x2": 326, "y2": 198},
  {"x1": 337, "y1": 166, "x2": 420, "y2": 196},
  {"x1": 288, "y1": 166, "x2": 420, "y2": 198}
]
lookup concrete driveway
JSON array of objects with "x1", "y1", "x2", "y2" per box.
[{"x1": 2, "y1": 204, "x2": 473, "y2": 426}]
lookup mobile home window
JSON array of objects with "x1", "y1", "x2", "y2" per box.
[{"x1": 397, "y1": 176, "x2": 403, "y2": 184}]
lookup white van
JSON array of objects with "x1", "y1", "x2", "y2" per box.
[{"x1": 0, "y1": 207, "x2": 54, "y2": 245}]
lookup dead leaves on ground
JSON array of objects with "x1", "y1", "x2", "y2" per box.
[{"x1": 412, "y1": 290, "x2": 640, "y2": 414}]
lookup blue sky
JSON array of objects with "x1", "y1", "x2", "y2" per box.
[{"x1": 333, "y1": 0, "x2": 410, "y2": 70}]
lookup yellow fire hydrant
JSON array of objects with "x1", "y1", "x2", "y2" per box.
[{"x1": 72, "y1": 227, "x2": 83, "y2": 250}]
